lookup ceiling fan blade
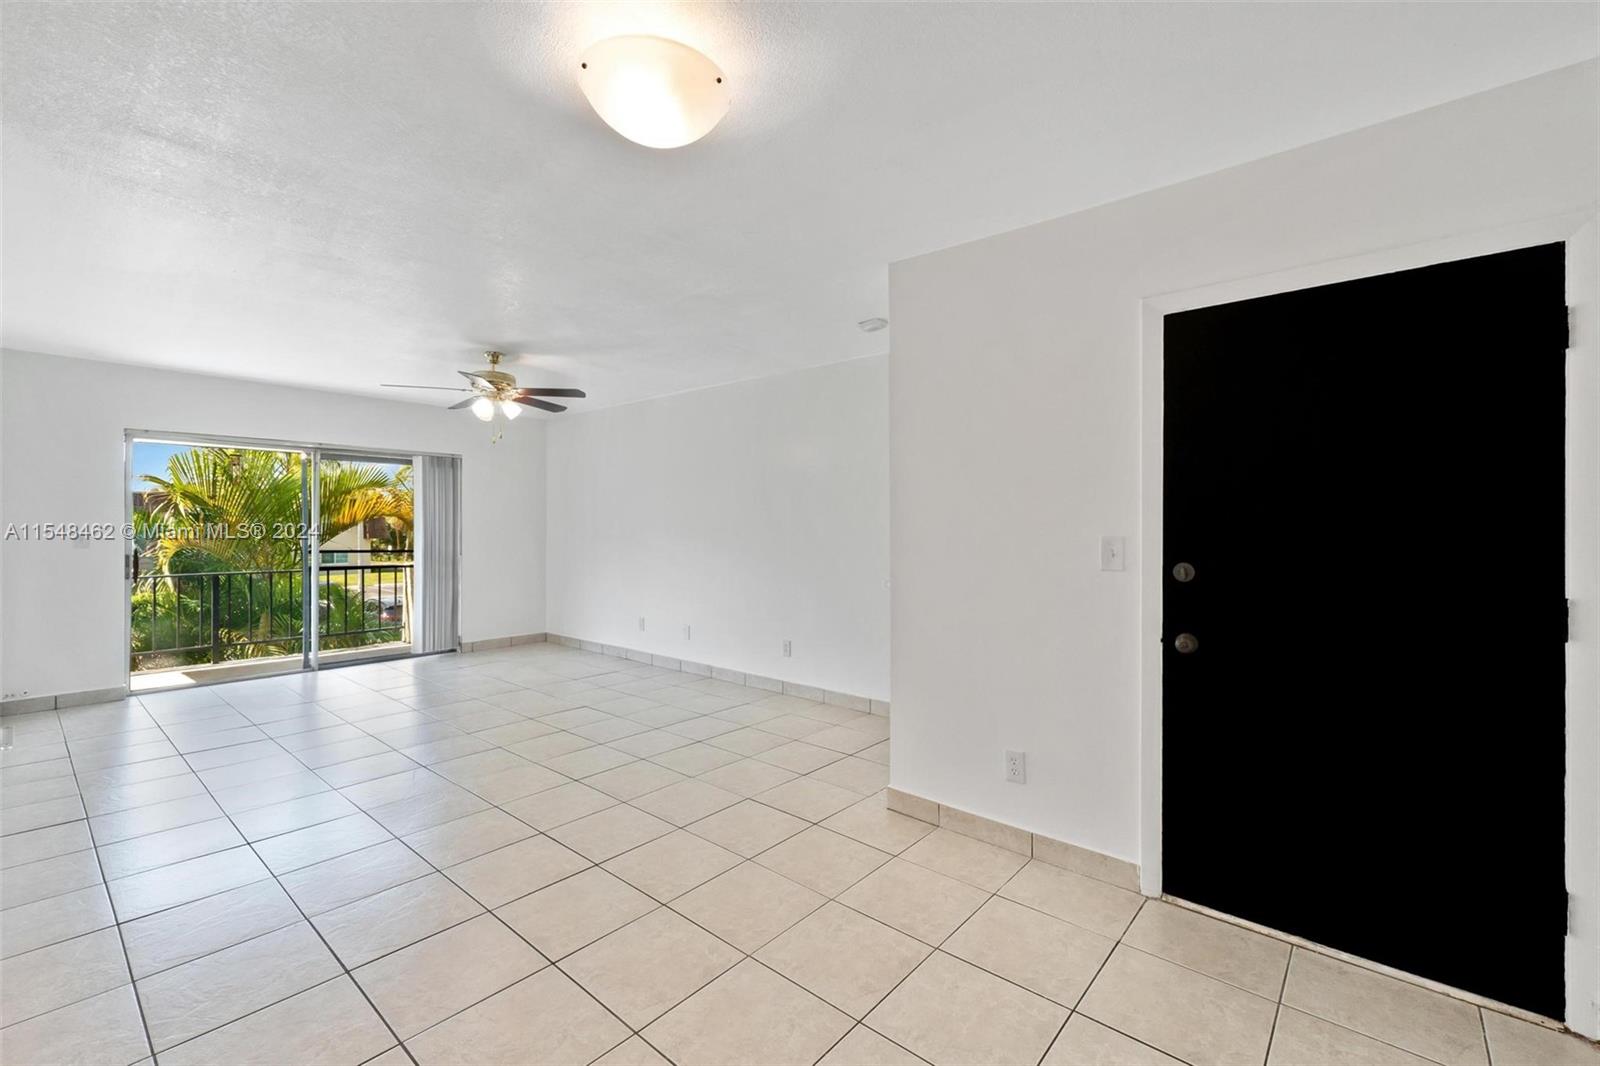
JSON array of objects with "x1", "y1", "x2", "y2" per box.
[
  {"x1": 458, "y1": 370, "x2": 491, "y2": 388},
  {"x1": 448, "y1": 397, "x2": 478, "y2": 410},
  {"x1": 516, "y1": 388, "x2": 587, "y2": 398},
  {"x1": 380, "y1": 384, "x2": 472, "y2": 391},
  {"x1": 514, "y1": 396, "x2": 567, "y2": 413}
]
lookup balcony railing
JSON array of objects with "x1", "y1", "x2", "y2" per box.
[{"x1": 130, "y1": 550, "x2": 412, "y2": 670}]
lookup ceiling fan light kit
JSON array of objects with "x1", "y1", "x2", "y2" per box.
[
  {"x1": 578, "y1": 35, "x2": 729, "y2": 149},
  {"x1": 381, "y1": 351, "x2": 586, "y2": 437}
]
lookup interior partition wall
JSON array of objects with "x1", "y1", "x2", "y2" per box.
[{"x1": 124, "y1": 430, "x2": 459, "y2": 690}]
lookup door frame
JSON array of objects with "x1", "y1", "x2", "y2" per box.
[
  {"x1": 122, "y1": 428, "x2": 448, "y2": 690},
  {"x1": 1137, "y1": 211, "x2": 1599, "y2": 1035}
]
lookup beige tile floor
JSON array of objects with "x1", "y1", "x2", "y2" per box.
[{"x1": 1, "y1": 643, "x2": 1596, "y2": 1065}]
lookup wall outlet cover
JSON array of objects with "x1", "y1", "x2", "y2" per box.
[{"x1": 1005, "y1": 750, "x2": 1026, "y2": 784}]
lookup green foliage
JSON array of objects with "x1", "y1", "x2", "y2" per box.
[
  {"x1": 140, "y1": 450, "x2": 407, "y2": 573},
  {"x1": 131, "y1": 448, "x2": 413, "y2": 671}
]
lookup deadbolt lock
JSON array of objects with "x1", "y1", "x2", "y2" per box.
[
  {"x1": 1174, "y1": 633, "x2": 1199, "y2": 654},
  {"x1": 1172, "y1": 562, "x2": 1195, "y2": 582}
]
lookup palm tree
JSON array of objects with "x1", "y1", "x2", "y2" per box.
[
  {"x1": 140, "y1": 449, "x2": 404, "y2": 573},
  {"x1": 133, "y1": 448, "x2": 413, "y2": 667}
]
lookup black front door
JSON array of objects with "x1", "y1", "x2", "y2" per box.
[{"x1": 1162, "y1": 243, "x2": 1568, "y2": 1018}]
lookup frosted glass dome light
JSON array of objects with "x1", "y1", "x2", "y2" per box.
[{"x1": 578, "y1": 36, "x2": 729, "y2": 149}]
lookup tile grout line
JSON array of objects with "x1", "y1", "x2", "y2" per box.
[
  {"x1": 782, "y1": 819, "x2": 1075, "y2": 1062},
  {"x1": 1262, "y1": 942, "x2": 1295, "y2": 1065},
  {"x1": 1033, "y1": 895, "x2": 1155, "y2": 1066},
  {"x1": 129, "y1": 704, "x2": 422, "y2": 1066},
  {"x1": 296, "y1": 678, "x2": 889, "y2": 1060},
  {"x1": 20, "y1": 670, "x2": 834, "y2": 985},
  {"x1": 340, "y1": 781, "x2": 844, "y2": 1057},
  {"x1": 27, "y1": 653, "x2": 1205, "y2": 1064},
  {"x1": 55, "y1": 708, "x2": 160, "y2": 1065},
  {"x1": 221, "y1": 659, "x2": 845, "y2": 1060},
  {"x1": 1056, "y1": 896, "x2": 1465, "y2": 1066},
  {"x1": 18, "y1": 741, "x2": 892, "y2": 1058},
  {"x1": 22, "y1": 646, "x2": 1557, "y2": 1065},
  {"x1": 829, "y1": 848, "x2": 1237, "y2": 1066},
  {"x1": 323, "y1": 662, "x2": 707, "y2": 1061},
  {"x1": 16, "y1": 654, "x2": 890, "y2": 1063},
  {"x1": 20, "y1": 649, "x2": 1151, "y2": 1066}
]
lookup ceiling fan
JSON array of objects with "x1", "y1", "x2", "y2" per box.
[{"x1": 381, "y1": 351, "x2": 586, "y2": 421}]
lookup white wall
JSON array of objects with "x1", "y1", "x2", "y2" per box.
[
  {"x1": 546, "y1": 357, "x2": 890, "y2": 701},
  {"x1": 1566, "y1": 218, "x2": 1600, "y2": 1037},
  {"x1": 0, "y1": 349, "x2": 547, "y2": 701},
  {"x1": 888, "y1": 61, "x2": 1599, "y2": 865}
]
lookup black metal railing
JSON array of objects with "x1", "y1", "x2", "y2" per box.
[
  {"x1": 130, "y1": 550, "x2": 412, "y2": 669},
  {"x1": 316, "y1": 550, "x2": 412, "y2": 652}
]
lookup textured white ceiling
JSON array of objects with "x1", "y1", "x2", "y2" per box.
[{"x1": 4, "y1": 2, "x2": 1595, "y2": 410}]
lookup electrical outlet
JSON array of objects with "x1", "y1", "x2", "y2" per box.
[
  {"x1": 782, "y1": 639, "x2": 792, "y2": 657},
  {"x1": 638, "y1": 616, "x2": 646, "y2": 631},
  {"x1": 683, "y1": 624, "x2": 691, "y2": 640},
  {"x1": 1005, "y1": 750, "x2": 1027, "y2": 784}
]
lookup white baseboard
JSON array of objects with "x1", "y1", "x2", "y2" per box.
[
  {"x1": 884, "y1": 786, "x2": 1139, "y2": 892},
  {"x1": 1, "y1": 685, "x2": 130, "y2": 716},
  {"x1": 460, "y1": 632, "x2": 549, "y2": 652},
  {"x1": 543, "y1": 633, "x2": 888, "y2": 717}
]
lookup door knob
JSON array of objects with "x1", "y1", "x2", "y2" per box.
[
  {"x1": 1172, "y1": 562, "x2": 1195, "y2": 582},
  {"x1": 1174, "y1": 633, "x2": 1199, "y2": 654}
]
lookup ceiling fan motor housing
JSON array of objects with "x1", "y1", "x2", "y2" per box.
[
  {"x1": 478, "y1": 351, "x2": 514, "y2": 390},
  {"x1": 381, "y1": 350, "x2": 582, "y2": 415}
]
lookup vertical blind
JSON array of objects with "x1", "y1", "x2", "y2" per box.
[{"x1": 413, "y1": 454, "x2": 461, "y2": 654}]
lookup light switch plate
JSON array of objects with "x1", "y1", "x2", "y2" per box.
[{"x1": 1100, "y1": 536, "x2": 1126, "y2": 571}]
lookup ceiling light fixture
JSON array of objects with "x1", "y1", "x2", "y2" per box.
[
  {"x1": 578, "y1": 35, "x2": 729, "y2": 149},
  {"x1": 382, "y1": 351, "x2": 586, "y2": 422},
  {"x1": 858, "y1": 317, "x2": 889, "y2": 333}
]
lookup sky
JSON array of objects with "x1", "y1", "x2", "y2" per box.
[{"x1": 129, "y1": 441, "x2": 186, "y2": 490}]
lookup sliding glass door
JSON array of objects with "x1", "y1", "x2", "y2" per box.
[
  {"x1": 312, "y1": 452, "x2": 414, "y2": 667},
  {"x1": 128, "y1": 440, "x2": 311, "y2": 687},
  {"x1": 127, "y1": 437, "x2": 418, "y2": 690}
]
